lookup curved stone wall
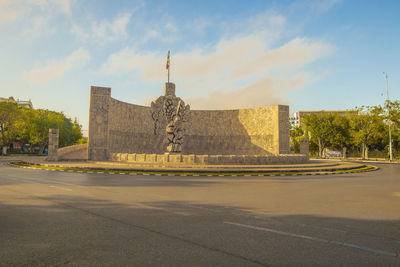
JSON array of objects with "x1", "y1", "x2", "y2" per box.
[
  {"x1": 108, "y1": 98, "x2": 164, "y2": 154},
  {"x1": 88, "y1": 85, "x2": 290, "y2": 161},
  {"x1": 185, "y1": 107, "x2": 287, "y2": 155}
]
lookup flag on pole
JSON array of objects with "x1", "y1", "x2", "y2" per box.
[{"x1": 166, "y1": 50, "x2": 170, "y2": 70}]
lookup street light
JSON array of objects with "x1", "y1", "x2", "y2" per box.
[{"x1": 383, "y1": 72, "x2": 393, "y2": 161}]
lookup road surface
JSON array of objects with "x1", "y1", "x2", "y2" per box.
[{"x1": 1, "y1": 159, "x2": 399, "y2": 266}]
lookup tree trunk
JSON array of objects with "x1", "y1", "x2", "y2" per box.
[
  {"x1": 2, "y1": 146, "x2": 7, "y2": 156},
  {"x1": 365, "y1": 145, "x2": 369, "y2": 160},
  {"x1": 0, "y1": 125, "x2": 5, "y2": 146},
  {"x1": 39, "y1": 143, "x2": 46, "y2": 155},
  {"x1": 361, "y1": 143, "x2": 365, "y2": 159},
  {"x1": 318, "y1": 138, "x2": 322, "y2": 158},
  {"x1": 342, "y1": 147, "x2": 347, "y2": 159}
]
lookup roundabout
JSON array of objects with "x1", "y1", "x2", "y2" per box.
[{"x1": 11, "y1": 158, "x2": 377, "y2": 176}]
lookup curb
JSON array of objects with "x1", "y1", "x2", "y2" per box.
[{"x1": 9, "y1": 162, "x2": 379, "y2": 177}]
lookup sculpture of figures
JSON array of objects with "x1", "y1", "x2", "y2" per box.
[{"x1": 151, "y1": 94, "x2": 190, "y2": 153}]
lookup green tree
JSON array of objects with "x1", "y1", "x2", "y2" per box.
[
  {"x1": 22, "y1": 109, "x2": 83, "y2": 154},
  {"x1": 70, "y1": 118, "x2": 84, "y2": 145},
  {"x1": 303, "y1": 113, "x2": 336, "y2": 158},
  {"x1": 23, "y1": 109, "x2": 57, "y2": 154},
  {"x1": 380, "y1": 100, "x2": 400, "y2": 158},
  {"x1": 387, "y1": 100, "x2": 400, "y2": 129},
  {"x1": 0, "y1": 102, "x2": 23, "y2": 148},
  {"x1": 329, "y1": 114, "x2": 351, "y2": 156},
  {"x1": 303, "y1": 112, "x2": 353, "y2": 158},
  {"x1": 290, "y1": 125, "x2": 304, "y2": 153},
  {"x1": 349, "y1": 106, "x2": 386, "y2": 159},
  {"x1": 0, "y1": 103, "x2": 84, "y2": 154}
]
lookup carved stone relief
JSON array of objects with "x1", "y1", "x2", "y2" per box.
[{"x1": 151, "y1": 91, "x2": 190, "y2": 153}]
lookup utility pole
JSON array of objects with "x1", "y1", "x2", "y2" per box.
[{"x1": 383, "y1": 72, "x2": 393, "y2": 161}]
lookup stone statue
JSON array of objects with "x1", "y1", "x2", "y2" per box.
[{"x1": 151, "y1": 83, "x2": 190, "y2": 153}]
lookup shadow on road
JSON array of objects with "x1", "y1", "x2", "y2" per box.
[{"x1": 1, "y1": 195, "x2": 399, "y2": 266}]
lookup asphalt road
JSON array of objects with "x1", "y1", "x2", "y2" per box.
[{"x1": 1, "y1": 159, "x2": 399, "y2": 266}]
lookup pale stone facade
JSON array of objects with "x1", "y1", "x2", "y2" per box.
[{"x1": 88, "y1": 83, "x2": 306, "y2": 163}]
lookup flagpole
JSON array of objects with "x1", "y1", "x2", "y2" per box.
[{"x1": 167, "y1": 50, "x2": 170, "y2": 83}]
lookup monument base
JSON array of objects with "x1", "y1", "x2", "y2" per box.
[{"x1": 110, "y1": 153, "x2": 308, "y2": 165}]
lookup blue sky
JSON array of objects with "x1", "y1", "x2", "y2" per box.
[{"x1": 1, "y1": 0, "x2": 399, "y2": 135}]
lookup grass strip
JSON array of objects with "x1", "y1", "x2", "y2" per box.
[{"x1": 10, "y1": 161, "x2": 377, "y2": 176}]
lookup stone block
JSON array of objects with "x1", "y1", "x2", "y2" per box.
[
  {"x1": 164, "y1": 82, "x2": 175, "y2": 96},
  {"x1": 207, "y1": 155, "x2": 218, "y2": 164},
  {"x1": 300, "y1": 139, "x2": 309, "y2": 159},
  {"x1": 182, "y1": 154, "x2": 195, "y2": 164},
  {"x1": 136, "y1": 154, "x2": 146, "y2": 162},
  {"x1": 146, "y1": 154, "x2": 157, "y2": 163},
  {"x1": 157, "y1": 154, "x2": 167, "y2": 163},
  {"x1": 47, "y1": 129, "x2": 59, "y2": 161},
  {"x1": 128, "y1": 153, "x2": 136, "y2": 162},
  {"x1": 195, "y1": 155, "x2": 208, "y2": 164},
  {"x1": 169, "y1": 154, "x2": 182, "y2": 163},
  {"x1": 110, "y1": 153, "x2": 118, "y2": 161},
  {"x1": 227, "y1": 155, "x2": 238, "y2": 164}
]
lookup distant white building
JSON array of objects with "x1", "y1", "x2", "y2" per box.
[
  {"x1": 290, "y1": 110, "x2": 354, "y2": 128},
  {"x1": 0, "y1": 96, "x2": 33, "y2": 109}
]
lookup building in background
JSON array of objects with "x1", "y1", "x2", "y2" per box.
[
  {"x1": 0, "y1": 96, "x2": 33, "y2": 109},
  {"x1": 290, "y1": 110, "x2": 353, "y2": 128}
]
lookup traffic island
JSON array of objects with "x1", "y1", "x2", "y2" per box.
[{"x1": 10, "y1": 160, "x2": 378, "y2": 177}]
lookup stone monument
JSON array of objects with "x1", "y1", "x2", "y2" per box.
[
  {"x1": 87, "y1": 52, "x2": 308, "y2": 164},
  {"x1": 150, "y1": 83, "x2": 190, "y2": 153},
  {"x1": 87, "y1": 82, "x2": 308, "y2": 164}
]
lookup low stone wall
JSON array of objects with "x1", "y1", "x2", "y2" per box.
[
  {"x1": 110, "y1": 153, "x2": 308, "y2": 165},
  {"x1": 58, "y1": 144, "x2": 88, "y2": 160}
]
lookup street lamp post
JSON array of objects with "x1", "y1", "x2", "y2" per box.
[{"x1": 383, "y1": 72, "x2": 393, "y2": 161}]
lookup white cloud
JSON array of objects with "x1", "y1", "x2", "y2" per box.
[
  {"x1": 22, "y1": 15, "x2": 57, "y2": 37},
  {"x1": 0, "y1": 0, "x2": 73, "y2": 37},
  {"x1": 187, "y1": 74, "x2": 311, "y2": 110},
  {"x1": 140, "y1": 19, "x2": 180, "y2": 44},
  {"x1": 188, "y1": 17, "x2": 210, "y2": 35},
  {"x1": 71, "y1": 13, "x2": 132, "y2": 44},
  {"x1": 0, "y1": 0, "x2": 24, "y2": 25},
  {"x1": 165, "y1": 22, "x2": 178, "y2": 33},
  {"x1": 99, "y1": 12, "x2": 333, "y2": 109},
  {"x1": 99, "y1": 47, "x2": 158, "y2": 74},
  {"x1": 22, "y1": 47, "x2": 90, "y2": 84},
  {"x1": 27, "y1": 0, "x2": 72, "y2": 14},
  {"x1": 309, "y1": 0, "x2": 342, "y2": 15},
  {"x1": 248, "y1": 12, "x2": 286, "y2": 30},
  {"x1": 143, "y1": 29, "x2": 161, "y2": 42}
]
